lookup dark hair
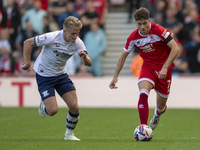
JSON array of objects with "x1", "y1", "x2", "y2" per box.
[{"x1": 134, "y1": 7, "x2": 150, "y2": 21}]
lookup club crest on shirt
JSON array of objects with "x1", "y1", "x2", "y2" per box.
[{"x1": 68, "y1": 44, "x2": 76, "y2": 53}]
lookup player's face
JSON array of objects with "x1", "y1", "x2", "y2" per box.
[
  {"x1": 63, "y1": 27, "x2": 80, "y2": 43},
  {"x1": 136, "y1": 19, "x2": 151, "y2": 35}
]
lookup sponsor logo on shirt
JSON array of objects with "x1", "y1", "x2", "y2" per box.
[
  {"x1": 140, "y1": 44, "x2": 155, "y2": 53},
  {"x1": 53, "y1": 50, "x2": 72, "y2": 59},
  {"x1": 37, "y1": 35, "x2": 47, "y2": 43}
]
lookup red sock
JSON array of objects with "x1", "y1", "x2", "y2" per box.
[{"x1": 138, "y1": 89, "x2": 149, "y2": 125}]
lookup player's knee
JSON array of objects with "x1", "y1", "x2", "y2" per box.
[
  {"x1": 48, "y1": 106, "x2": 58, "y2": 116},
  {"x1": 69, "y1": 104, "x2": 79, "y2": 114}
]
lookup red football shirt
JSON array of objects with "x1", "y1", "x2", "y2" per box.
[{"x1": 124, "y1": 22, "x2": 175, "y2": 71}]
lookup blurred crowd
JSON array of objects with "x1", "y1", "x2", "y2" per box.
[{"x1": 0, "y1": 0, "x2": 200, "y2": 77}]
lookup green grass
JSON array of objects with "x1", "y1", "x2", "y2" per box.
[{"x1": 0, "y1": 107, "x2": 200, "y2": 150}]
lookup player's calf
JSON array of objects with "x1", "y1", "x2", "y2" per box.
[{"x1": 138, "y1": 89, "x2": 149, "y2": 125}]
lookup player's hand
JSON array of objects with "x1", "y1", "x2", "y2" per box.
[
  {"x1": 109, "y1": 77, "x2": 118, "y2": 89},
  {"x1": 21, "y1": 62, "x2": 31, "y2": 70},
  {"x1": 79, "y1": 50, "x2": 87, "y2": 59},
  {"x1": 159, "y1": 67, "x2": 167, "y2": 79}
]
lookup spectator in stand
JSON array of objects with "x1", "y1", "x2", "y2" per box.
[
  {"x1": 48, "y1": 0, "x2": 67, "y2": 27},
  {"x1": 127, "y1": 0, "x2": 140, "y2": 23},
  {"x1": 182, "y1": 0, "x2": 199, "y2": 21},
  {"x1": 182, "y1": 0, "x2": 200, "y2": 43},
  {"x1": 43, "y1": 15, "x2": 51, "y2": 33},
  {"x1": 20, "y1": 0, "x2": 34, "y2": 16},
  {"x1": 0, "y1": 1, "x2": 7, "y2": 30},
  {"x1": 151, "y1": 0, "x2": 167, "y2": 24},
  {"x1": 198, "y1": 48, "x2": 200, "y2": 64},
  {"x1": 0, "y1": 0, "x2": 4, "y2": 31},
  {"x1": 21, "y1": 0, "x2": 47, "y2": 34},
  {"x1": 4, "y1": 0, "x2": 21, "y2": 50},
  {"x1": 0, "y1": 28, "x2": 12, "y2": 75},
  {"x1": 168, "y1": 0, "x2": 184, "y2": 23},
  {"x1": 40, "y1": 0, "x2": 48, "y2": 11},
  {"x1": 183, "y1": 0, "x2": 200, "y2": 23},
  {"x1": 92, "y1": 0, "x2": 108, "y2": 29},
  {"x1": 172, "y1": 36, "x2": 188, "y2": 74},
  {"x1": 58, "y1": 1, "x2": 79, "y2": 29},
  {"x1": 13, "y1": 51, "x2": 35, "y2": 77},
  {"x1": 0, "y1": 46, "x2": 11, "y2": 75},
  {"x1": 184, "y1": 27, "x2": 200, "y2": 73},
  {"x1": 84, "y1": 22, "x2": 106, "y2": 76},
  {"x1": 141, "y1": 0, "x2": 158, "y2": 19},
  {"x1": 80, "y1": 0, "x2": 98, "y2": 40},
  {"x1": 193, "y1": 0, "x2": 200, "y2": 13},
  {"x1": 74, "y1": 0, "x2": 87, "y2": 17},
  {"x1": 161, "y1": 3, "x2": 183, "y2": 39},
  {"x1": 0, "y1": 9, "x2": 2, "y2": 31}
]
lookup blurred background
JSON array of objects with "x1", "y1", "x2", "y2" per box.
[{"x1": 0, "y1": 0, "x2": 200, "y2": 108}]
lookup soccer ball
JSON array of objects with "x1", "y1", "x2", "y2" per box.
[{"x1": 134, "y1": 124, "x2": 153, "y2": 141}]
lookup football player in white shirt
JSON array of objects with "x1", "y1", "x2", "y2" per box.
[{"x1": 21, "y1": 16, "x2": 92, "y2": 141}]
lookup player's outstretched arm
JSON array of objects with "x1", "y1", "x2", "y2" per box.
[
  {"x1": 79, "y1": 50, "x2": 92, "y2": 66},
  {"x1": 21, "y1": 37, "x2": 35, "y2": 70},
  {"x1": 109, "y1": 50, "x2": 130, "y2": 89}
]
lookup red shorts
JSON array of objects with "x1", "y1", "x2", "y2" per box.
[{"x1": 138, "y1": 65, "x2": 172, "y2": 98}]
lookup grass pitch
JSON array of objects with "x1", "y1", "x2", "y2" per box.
[{"x1": 0, "y1": 107, "x2": 200, "y2": 150}]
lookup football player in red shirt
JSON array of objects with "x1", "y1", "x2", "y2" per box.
[{"x1": 109, "y1": 7, "x2": 180, "y2": 130}]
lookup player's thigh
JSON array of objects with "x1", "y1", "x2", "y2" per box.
[
  {"x1": 43, "y1": 96, "x2": 58, "y2": 115},
  {"x1": 138, "y1": 66, "x2": 155, "y2": 91},
  {"x1": 138, "y1": 81, "x2": 153, "y2": 91},
  {"x1": 156, "y1": 94, "x2": 167, "y2": 110},
  {"x1": 62, "y1": 90, "x2": 79, "y2": 113}
]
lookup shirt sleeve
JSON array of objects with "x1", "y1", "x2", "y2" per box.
[
  {"x1": 76, "y1": 36, "x2": 87, "y2": 53},
  {"x1": 155, "y1": 24, "x2": 172, "y2": 41},
  {"x1": 124, "y1": 32, "x2": 135, "y2": 52},
  {"x1": 34, "y1": 31, "x2": 58, "y2": 47}
]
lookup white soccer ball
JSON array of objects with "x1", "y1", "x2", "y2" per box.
[{"x1": 134, "y1": 124, "x2": 153, "y2": 141}]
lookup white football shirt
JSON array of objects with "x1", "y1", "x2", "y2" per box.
[{"x1": 33, "y1": 30, "x2": 86, "y2": 77}]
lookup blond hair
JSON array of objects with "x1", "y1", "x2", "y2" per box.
[{"x1": 63, "y1": 16, "x2": 83, "y2": 30}]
